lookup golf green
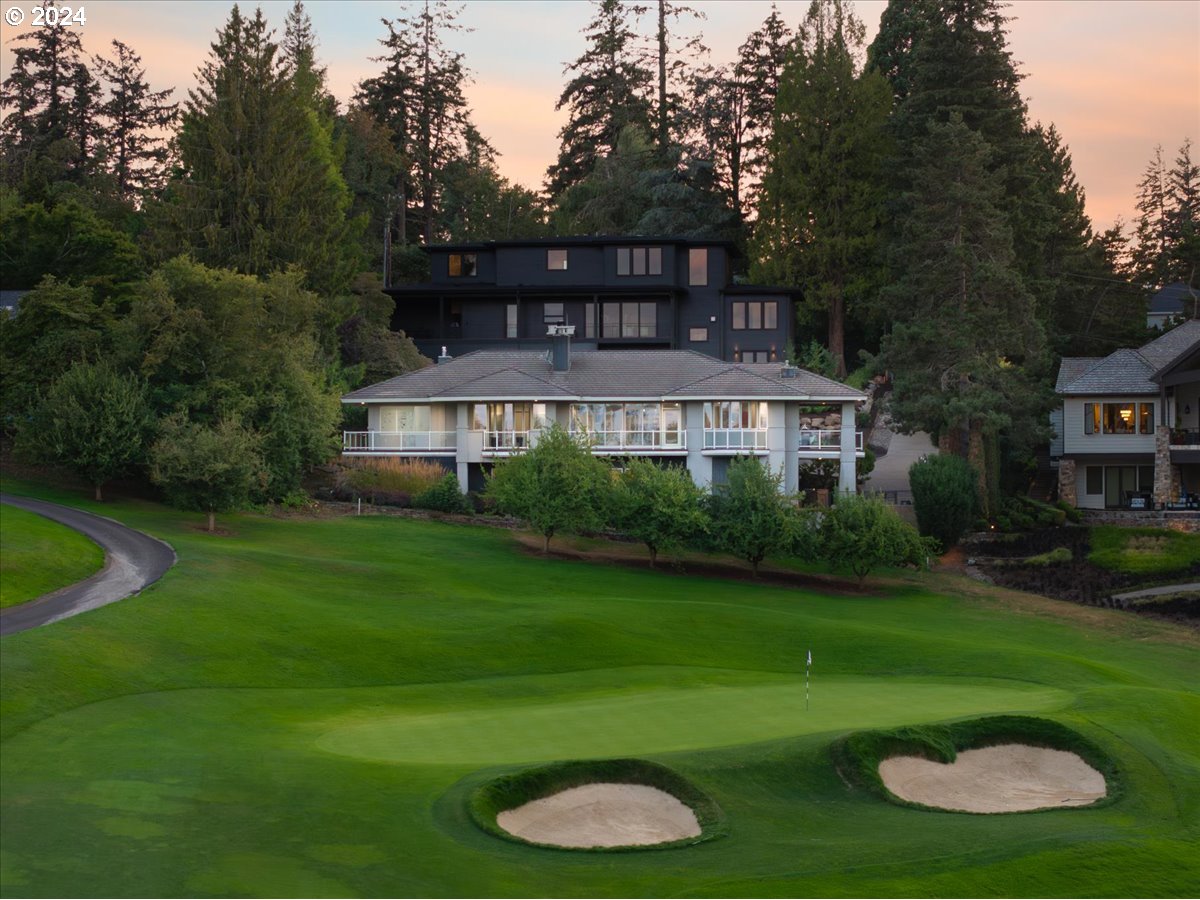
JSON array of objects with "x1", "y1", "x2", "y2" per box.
[{"x1": 1, "y1": 482, "x2": 1197, "y2": 898}]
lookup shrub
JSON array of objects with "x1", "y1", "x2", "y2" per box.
[
  {"x1": 909, "y1": 455, "x2": 979, "y2": 549},
  {"x1": 413, "y1": 474, "x2": 472, "y2": 514},
  {"x1": 820, "y1": 494, "x2": 934, "y2": 584},
  {"x1": 1025, "y1": 547, "x2": 1072, "y2": 565},
  {"x1": 335, "y1": 457, "x2": 445, "y2": 504}
]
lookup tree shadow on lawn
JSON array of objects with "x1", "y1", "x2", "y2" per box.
[{"x1": 509, "y1": 531, "x2": 873, "y2": 597}]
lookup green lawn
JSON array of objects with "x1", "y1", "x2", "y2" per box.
[
  {"x1": 1088, "y1": 525, "x2": 1200, "y2": 574},
  {"x1": 1, "y1": 479, "x2": 1198, "y2": 898},
  {"x1": 0, "y1": 504, "x2": 104, "y2": 608}
]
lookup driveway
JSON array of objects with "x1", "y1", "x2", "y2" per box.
[{"x1": 0, "y1": 494, "x2": 176, "y2": 637}]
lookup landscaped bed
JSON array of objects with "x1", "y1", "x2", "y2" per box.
[{"x1": 964, "y1": 525, "x2": 1199, "y2": 616}]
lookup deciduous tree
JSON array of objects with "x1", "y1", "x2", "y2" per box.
[{"x1": 610, "y1": 458, "x2": 708, "y2": 567}]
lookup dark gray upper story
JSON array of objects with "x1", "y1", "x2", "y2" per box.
[{"x1": 387, "y1": 237, "x2": 797, "y2": 363}]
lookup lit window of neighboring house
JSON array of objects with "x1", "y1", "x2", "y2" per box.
[
  {"x1": 689, "y1": 248, "x2": 708, "y2": 285},
  {"x1": 448, "y1": 253, "x2": 476, "y2": 277},
  {"x1": 547, "y1": 249, "x2": 569, "y2": 270},
  {"x1": 1083, "y1": 402, "x2": 1154, "y2": 435}
]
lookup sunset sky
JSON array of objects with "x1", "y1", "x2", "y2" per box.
[{"x1": 2, "y1": 0, "x2": 1197, "y2": 232}]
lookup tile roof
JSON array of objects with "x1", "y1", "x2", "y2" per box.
[
  {"x1": 343, "y1": 350, "x2": 866, "y2": 403},
  {"x1": 1056, "y1": 319, "x2": 1200, "y2": 394}
]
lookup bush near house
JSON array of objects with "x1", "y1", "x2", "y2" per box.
[
  {"x1": 334, "y1": 457, "x2": 446, "y2": 506},
  {"x1": 413, "y1": 474, "x2": 472, "y2": 515},
  {"x1": 909, "y1": 455, "x2": 979, "y2": 550},
  {"x1": 822, "y1": 494, "x2": 933, "y2": 584}
]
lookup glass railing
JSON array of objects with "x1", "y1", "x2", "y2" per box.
[
  {"x1": 798, "y1": 429, "x2": 864, "y2": 451},
  {"x1": 343, "y1": 431, "x2": 456, "y2": 452},
  {"x1": 570, "y1": 429, "x2": 686, "y2": 450},
  {"x1": 703, "y1": 429, "x2": 769, "y2": 450}
]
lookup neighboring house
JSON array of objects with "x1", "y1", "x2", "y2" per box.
[
  {"x1": 1053, "y1": 319, "x2": 1200, "y2": 510},
  {"x1": 1147, "y1": 282, "x2": 1198, "y2": 330},
  {"x1": 387, "y1": 237, "x2": 796, "y2": 363},
  {"x1": 342, "y1": 328, "x2": 865, "y2": 494}
]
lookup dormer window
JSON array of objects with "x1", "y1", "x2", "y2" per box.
[
  {"x1": 547, "y1": 249, "x2": 569, "y2": 270},
  {"x1": 448, "y1": 253, "x2": 476, "y2": 277}
]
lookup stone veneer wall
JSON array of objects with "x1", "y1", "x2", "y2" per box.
[
  {"x1": 1058, "y1": 458, "x2": 1077, "y2": 507},
  {"x1": 1153, "y1": 426, "x2": 1175, "y2": 506},
  {"x1": 1080, "y1": 509, "x2": 1199, "y2": 533}
]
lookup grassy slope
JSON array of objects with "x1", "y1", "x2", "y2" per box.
[
  {"x1": 1088, "y1": 525, "x2": 1200, "y2": 574},
  {"x1": 0, "y1": 504, "x2": 104, "y2": 608},
  {"x1": 1, "y1": 479, "x2": 1198, "y2": 898}
]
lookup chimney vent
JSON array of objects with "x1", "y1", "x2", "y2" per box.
[
  {"x1": 548, "y1": 324, "x2": 575, "y2": 372},
  {"x1": 780, "y1": 365, "x2": 798, "y2": 379},
  {"x1": 437, "y1": 346, "x2": 452, "y2": 365}
]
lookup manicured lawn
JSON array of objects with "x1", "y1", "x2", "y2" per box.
[
  {"x1": 1, "y1": 478, "x2": 1198, "y2": 897},
  {"x1": 0, "y1": 504, "x2": 104, "y2": 608},
  {"x1": 1088, "y1": 525, "x2": 1200, "y2": 574}
]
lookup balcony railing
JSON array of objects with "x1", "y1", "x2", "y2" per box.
[
  {"x1": 703, "y1": 428, "x2": 769, "y2": 450},
  {"x1": 482, "y1": 430, "x2": 533, "y2": 453},
  {"x1": 1170, "y1": 429, "x2": 1200, "y2": 446},
  {"x1": 571, "y1": 429, "x2": 686, "y2": 451},
  {"x1": 343, "y1": 431, "x2": 456, "y2": 452},
  {"x1": 798, "y1": 429, "x2": 865, "y2": 452}
]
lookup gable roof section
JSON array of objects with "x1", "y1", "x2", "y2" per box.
[
  {"x1": 1056, "y1": 320, "x2": 1200, "y2": 395},
  {"x1": 342, "y1": 350, "x2": 866, "y2": 403},
  {"x1": 1059, "y1": 348, "x2": 1157, "y2": 395},
  {"x1": 1140, "y1": 319, "x2": 1200, "y2": 372}
]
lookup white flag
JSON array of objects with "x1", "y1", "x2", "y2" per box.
[{"x1": 807, "y1": 649, "x2": 812, "y2": 667}]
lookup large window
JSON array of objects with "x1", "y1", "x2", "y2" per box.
[
  {"x1": 472, "y1": 402, "x2": 546, "y2": 447},
  {"x1": 543, "y1": 302, "x2": 565, "y2": 325},
  {"x1": 547, "y1": 249, "x2": 569, "y2": 270},
  {"x1": 616, "y1": 246, "x2": 663, "y2": 276},
  {"x1": 570, "y1": 402, "x2": 682, "y2": 447},
  {"x1": 703, "y1": 401, "x2": 768, "y2": 430},
  {"x1": 1084, "y1": 402, "x2": 1154, "y2": 435},
  {"x1": 380, "y1": 405, "x2": 431, "y2": 433},
  {"x1": 689, "y1": 248, "x2": 708, "y2": 286},
  {"x1": 601, "y1": 301, "x2": 657, "y2": 338},
  {"x1": 448, "y1": 252, "x2": 476, "y2": 277},
  {"x1": 732, "y1": 301, "x2": 778, "y2": 330},
  {"x1": 506, "y1": 303, "x2": 518, "y2": 339}
]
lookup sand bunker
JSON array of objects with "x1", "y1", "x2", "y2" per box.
[
  {"x1": 496, "y1": 782, "x2": 701, "y2": 848},
  {"x1": 878, "y1": 743, "x2": 1106, "y2": 813}
]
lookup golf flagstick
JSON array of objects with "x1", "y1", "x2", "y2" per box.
[{"x1": 806, "y1": 649, "x2": 811, "y2": 711}]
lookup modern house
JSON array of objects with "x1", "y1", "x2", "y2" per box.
[
  {"x1": 1053, "y1": 319, "x2": 1200, "y2": 510},
  {"x1": 386, "y1": 237, "x2": 796, "y2": 364},
  {"x1": 342, "y1": 328, "x2": 865, "y2": 494}
]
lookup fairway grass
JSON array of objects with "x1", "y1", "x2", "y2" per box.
[
  {"x1": 0, "y1": 504, "x2": 104, "y2": 608},
  {"x1": 1, "y1": 479, "x2": 1198, "y2": 898}
]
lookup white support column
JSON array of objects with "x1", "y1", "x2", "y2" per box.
[
  {"x1": 455, "y1": 402, "x2": 470, "y2": 493},
  {"x1": 767, "y1": 401, "x2": 786, "y2": 487},
  {"x1": 839, "y1": 401, "x2": 857, "y2": 494},
  {"x1": 684, "y1": 401, "x2": 712, "y2": 488},
  {"x1": 784, "y1": 403, "x2": 800, "y2": 494}
]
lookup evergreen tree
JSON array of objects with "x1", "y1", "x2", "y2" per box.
[
  {"x1": 545, "y1": 0, "x2": 654, "y2": 199},
  {"x1": 281, "y1": 0, "x2": 335, "y2": 119},
  {"x1": 1132, "y1": 144, "x2": 1172, "y2": 288},
  {"x1": 356, "y1": 0, "x2": 477, "y2": 248},
  {"x1": 751, "y1": 0, "x2": 890, "y2": 377},
  {"x1": 736, "y1": 4, "x2": 794, "y2": 222},
  {"x1": 0, "y1": 22, "x2": 97, "y2": 196},
  {"x1": 93, "y1": 40, "x2": 178, "y2": 202},
  {"x1": 1167, "y1": 138, "x2": 1199, "y2": 288},
  {"x1": 877, "y1": 115, "x2": 1048, "y2": 512},
  {"x1": 161, "y1": 5, "x2": 360, "y2": 295},
  {"x1": 648, "y1": 0, "x2": 707, "y2": 153}
]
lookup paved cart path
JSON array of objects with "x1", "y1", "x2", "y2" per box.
[{"x1": 0, "y1": 494, "x2": 175, "y2": 637}]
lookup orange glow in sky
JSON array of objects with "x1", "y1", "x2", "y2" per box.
[{"x1": 2, "y1": 0, "x2": 1197, "y2": 232}]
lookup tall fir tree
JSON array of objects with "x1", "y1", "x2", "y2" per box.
[
  {"x1": 0, "y1": 21, "x2": 98, "y2": 197},
  {"x1": 356, "y1": 0, "x2": 479, "y2": 250},
  {"x1": 751, "y1": 0, "x2": 891, "y2": 377},
  {"x1": 649, "y1": 0, "x2": 707, "y2": 153},
  {"x1": 160, "y1": 5, "x2": 360, "y2": 295},
  {"x1": 545, "y1": 0, "x2": 654, "y2": 199},
  {"x1": 93, "y1": 40, "x2": 178, "y2": 203},
  {"x1": 878, "y1": 115, "x2": 1047, "y2": 512},
  {"x1": 1166, "y1": 138, "x2": 1199, "y2": 289}
]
